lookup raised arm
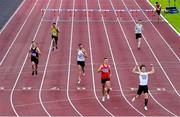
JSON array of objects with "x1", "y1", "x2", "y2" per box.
[
  {"x1": 36, "y1": 47, "x2": 41, "y2": 55},
  {"x1": 98, "y1": 65, "x2": 102, "y2": 73},
  {"x1": 82, "y1": 48, "x2": 88, "y2": 58},
  {"x1": 147, "y1": 64, "x2": 155, "y2": 74},
  {"x1": 132, "y1": 65, "x2": 141, "y2": 74}
]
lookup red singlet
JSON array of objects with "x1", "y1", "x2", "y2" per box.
[{"x1": 100, "y1": 64, "x2": 111, "y2": 79}]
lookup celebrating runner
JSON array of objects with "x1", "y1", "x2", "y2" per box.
[
  {"x1": 29, "y1": 41, "x2": 41, "y2": 75},
  {"x1": 77, "y1": 43, "x2": 88, "y2": 89},
  {"x1": 131, "y1": 64, "x2": 155, "y2": 111},
  {"x1": 98, "y1": 58, "x2": 112, "y2": 102},
  {"x1": 51, "y1": 22, "x2": 60, "y2": 51},
  {"x1": 135, "y1": 20, "x2": 143, "y2": 50}
]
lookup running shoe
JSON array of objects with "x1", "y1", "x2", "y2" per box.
[
  {"x1": 32, "y1": 71, "x2": 34, "y2": 75},
  {"x1": 144, "y1": 106, "x2": 148, "y2": 111},
  {"x1": 107, "y1": 94, "x2": 110, "y2": 100},
  {"x1": 102, "y1": 97, "x2": 105, "y2": 102},
  {"x1": 131, "y1": 97, "x2": 136, "y2": 102}
]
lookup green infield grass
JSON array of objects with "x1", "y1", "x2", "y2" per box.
[{"x1": 149, "y1": 0, "x2": 180, "y2": 33}]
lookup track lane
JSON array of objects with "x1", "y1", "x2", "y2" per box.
[
  {"x1": 97, "y1": 0, "x2": 175, "y2": 116},
  {"x1": 67, "y1": 0, "x2": 111, "y2": 116},
  {"x1": 119, "y1": 0, "x2": 180, "y2": 115},
  {"x1": 9, "y1": 0, "x2": 57, "y2": 116},
  {"x1": 40, "y1": 0, "x2": 79, "y2": 116},
  {"x1": 87, "y1": 0, "x2": 142, "y2": 116},
  {"x1": 0, "y1": 0, "x2": 48, "y2": 115},
  {"x1": 133, "y1": 0, "x2": 180, "y2": 94},
  {"x1": 0, "y1": 0, "x2": 36, "y2": 63}
]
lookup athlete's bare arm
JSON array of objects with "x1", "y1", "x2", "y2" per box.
[
  {"x1": 132, "y1": 65, "x2": 141, "y2": 74},
  {"x1": 82, "y1": 48, "x2": 88, "y2": 58},
  {"x1": 98, "y1": 65, "x2": 102, "y2": 73},
  {"x1": 147, "y1": 64, "x2": 155, "y2": 74}
]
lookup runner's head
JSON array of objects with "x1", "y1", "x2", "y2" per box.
[
  {"x1": 155, "y1": 2, "x2": 160, "y2": 5},
  {"x1": 137, "y1": 20, "x2": 142, "y2": 24},
  {"x1": 52, "y1": 22, "x2": 56, "y2": 27},
  {"x1": 140, "y1": 64, "x2": 146, "y2": 72},
  {"x1": 104, "y1": 58, "x2": 108, "y2": 65},
  {"x1": 32, "y1": 41, "x2": 36, "y2": 47},
  {"x1": 78, "y1": 43, "x2": 83, "y2": 49}
]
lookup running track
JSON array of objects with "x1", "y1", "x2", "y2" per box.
[{"x1": 0, "y1": 0, "x2": 179, "y2": 116}]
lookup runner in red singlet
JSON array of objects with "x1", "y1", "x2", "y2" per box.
[{"x1": 98, "y1": 58, "x2": 112, "y2": 102}]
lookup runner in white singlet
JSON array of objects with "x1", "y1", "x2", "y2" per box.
[{"x1": 132, "y1": 64, "x2": 155, "y2": 111}]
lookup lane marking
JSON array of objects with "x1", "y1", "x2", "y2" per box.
[
  {"x1": 66, "y1": 0, "x2": 83, "y2": 116},
  {"x1": 118, "y1": 0, "x2": 177, "y2": 116},
  {"x1": 98, "y1": 0, "x2": 144, "y2": 116},
  {"x1": 131, "y1": 0, "x2": 180, "y2": 97},
  {"x1": 0, "y1": 0, "x2": 39, "y2": 66},
  {"x1": 38, "y1": 0, "x2": 65, "y2": 116},
  {"x1": 146, "y1": 0, "x2": 180, "y2": 36},
  {"x1": 10, "y1": 0, "x2": 52, "y2": 116},
  {"x1": 0, "y1": 0, "x2": 26, "y2": 34},
  {"x1": 0, "y1": 87, "x2": 4, "y2": 90},
  {"x1": 85, "y1": 0, "x2": 115, "y2": 116}
]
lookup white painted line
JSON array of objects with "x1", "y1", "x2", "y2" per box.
[
  {"x1": 120, "y1": 0, "x2": 177, "y2": 116},
  {"x1": 0, "y1": 0, "x2": 39, "y2": 66},
  {"x1": 66, "y1": 0, "x2": 83, "y2": 116},
  {"x1": 10, "y1": 0, "x2": 51, "y2": 116},
  {"x1": 137, "y1": 0, "x2": 180, "y2": 63},
  {"x1": 0, "y1": 0, "x2": 26, "y2": 34},
  {"x1": 132, "y1": 0, "x2": 180, "y2": 97},
  {"x1": 157, "y1": 88, "x2": 161, "y2": 91},
  {"x1": 39, "y1": 0, "x2": 64, "y2": 116},
  {"x1": 146, "y1": 0, "x2": 180, "y2": 36},
  {"x1": 105, "y1": 0, "x2": 145, "y2": 116},
  {"x1": 162, "y1": 88, "x2": 166, "y2": 91},
  {"x1": 0, "y1": 87, "x2": 4, "y2": 90},
  {"x1": 27, "y1": 87, "x2": 32, "y2": 90},
  {"x1": 86, "y1": 0, "x2": 114, "y2": 116}
]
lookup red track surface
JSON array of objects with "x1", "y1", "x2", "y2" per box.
[{"x1": 0, "y1": 0, "x2": 179, "y2": 116}]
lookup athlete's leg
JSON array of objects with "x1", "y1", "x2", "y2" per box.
[
  {"x1": 106, "y1": 81, "x2": 111, "y2": 99},
  {"x1": 35, "y1": 63, "x2": 38, "y2": 75},
  {"x1": 102, "y1": 83, "x2": 106, "y2": 101},
  {"x1": 55, "y1": 38, "x2": 58, "y2": 49},
  {"x1": 77, "y1": 65, "x2": 82, "y2": 84},
  {"x1": 137, "y1": 38, "x2": 141, "y2": 49},
  {"x1": 106, "y1": 81, "x2": 111, "y2": 94},
  {"x1": 132, "y1": 86, "x2": 142, "y2": 102},
  {"x1": 32, "y1": 62, "x2": 35, "y2": 75},
  {"x1": 52, "y1": 38, "x2": 55, "y2": 51},
  {"x1": 144, "y1": 93, "x2": 149, "y2": 110}
]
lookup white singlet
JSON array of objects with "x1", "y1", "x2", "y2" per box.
[
  {"x1": 135, "y1": 23, "x2": 143, "y2": 34},
  {"x1": 139, "y1": 72, "x2": 148, "y2": 86},
  {"x1": 77, "y1": 49, "x2": 85, "y2": 61}
]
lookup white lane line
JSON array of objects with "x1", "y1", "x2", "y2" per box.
[
  {"x1": 131, "y1": 0, "x2": 180, "y2": 97},
  {"x1": 146, "y1": 0, "x2": 180, "y2": 36},
  {"x1": 136, "y1": 0, "x2": 180, "y2": 62},
  {"x1": 10, "y1": 0, "x2": 51, "y2": 116},
  {"x1": 39, "y1": 0, "x2": 63, "y2": 116},
  {"x1": 0, "y1": 0, "x2": 26, "y2": 34},
  {"x1": 66, "y1": 0, "x2": 82, "y2": 116},
  {"x1": 119, "y1": 0, "x2": 177, "y2": 116},
  {"x1": 0, "y1": 0, "x2": 39, "y2": 66},
  {"x1": 85, "y1": 0, "x2": 114, "y2": 116},
  {"x1": 97, "y1": 0, "x2": 144, "y2": 116}
]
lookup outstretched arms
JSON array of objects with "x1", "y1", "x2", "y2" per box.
[
  {"x1": 132, "y1": 65, "x2": 141, "y2": 75},
  {"x1": 147, "y1": 64, "x2": 155, "y2": 74}
]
